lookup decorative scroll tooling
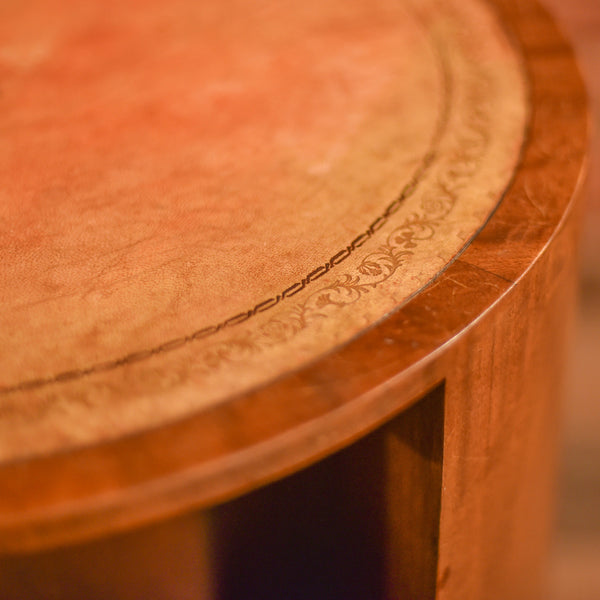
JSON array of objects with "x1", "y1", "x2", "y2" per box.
[{"x1": 193, "y1": 71, "x2": 494, "y2": 372}]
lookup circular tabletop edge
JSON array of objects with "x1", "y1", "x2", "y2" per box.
[{"x1": 0, "y1": 0, "x2": 590, "y2": 553}]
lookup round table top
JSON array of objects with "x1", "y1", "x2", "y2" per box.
[{"x1": 0, "y1": 0, "x2": 588, "y2": 551}]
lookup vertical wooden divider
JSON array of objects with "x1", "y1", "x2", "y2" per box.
[{"x1": 382, "y1": 385, "x2": 445, "y2": 600}]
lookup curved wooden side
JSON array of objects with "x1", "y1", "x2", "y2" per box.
[{"x1": 436, "y1": 198, "x2": 583, "y2": 600}]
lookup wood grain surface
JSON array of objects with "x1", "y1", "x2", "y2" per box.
[{"x1": 0, "y1": 0, "x2": 589, "y2": 598}]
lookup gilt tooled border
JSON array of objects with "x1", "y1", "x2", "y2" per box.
[
  {"x1": 193, "y1": 71, "x2": 493, "y2": 373},
  {"x1": 0, "y1": 25, "x2": 452, "y2": 397}
]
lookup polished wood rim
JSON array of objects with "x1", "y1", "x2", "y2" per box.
[{"x1": 0, "y1": 0, "x2": 589, "y2": 553}]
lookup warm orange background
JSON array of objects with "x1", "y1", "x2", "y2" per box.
[{"x1": 541, "y1": 1, "x2": 600, "y2": 599}]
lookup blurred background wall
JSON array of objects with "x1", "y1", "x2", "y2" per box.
[{"x1": 539, "y1": 2, "x2": 600, "y2": 599}]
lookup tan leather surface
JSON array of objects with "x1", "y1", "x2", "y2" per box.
[{"x1": 0, "y1": 0, "x2": 527, "y2": 461}]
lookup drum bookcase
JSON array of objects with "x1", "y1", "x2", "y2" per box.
[{"x1": 0, "y1": 0, "x2": 588, "y2": 598}]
